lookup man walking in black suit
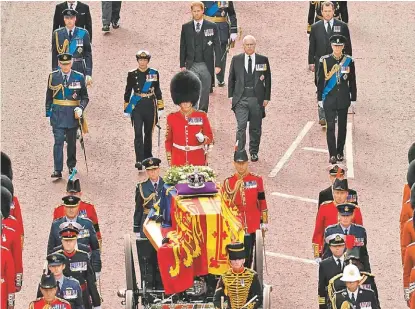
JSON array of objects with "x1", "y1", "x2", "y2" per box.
[
  {"x1": 308, "y1": 1, "x2": 352, "y2": 126},
  {"x1": 228, "y1": 35, "x2": 271, "y2": 162},
  {"x1": 53, "y1": 1, "x2": 93, "y2": 42},
  {"x1": 180, "y1": 1, "x2": 222, "y2": 112}
]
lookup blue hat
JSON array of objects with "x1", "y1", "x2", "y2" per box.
[
  {"x1": 47, "y1": 253, "x2": 66, "y2": 266},
  {"x1": 58, "y1": 53, "x2": 72, "y2": 64},
  {"x1": 62, "y1": 8, "x2": 78, "y2": 17},
  {"x1": 337, "y1": 203, "x2": 356, "y2": 216},
  {"x1": 142, "y1": 157, "x2": 161, "y2": 170}
]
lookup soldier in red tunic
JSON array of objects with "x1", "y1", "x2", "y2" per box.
[
  {"x1": 29, "y1": 274, "x2": 71, "y2": 309},
  {"x1": 312, "y1": 179, "x2": 363, "y2": 262},
  {"x1": 1, "y1": 187, "x2": 23, "y2": 292},
  {"x1": 53, "y1": 178, "x2": 102, "y2": 248},
  {"x1": 165, "y1": 71, "x2": 213, "y2": 166},
  {"x1": 1, "y1": 245, "x2": 15, "y2": 309},
  {"x1": 222, "y1": 149, "x2": 268, "y2": 267},
  {"x1": 1, "y1": 176, "x2": 24, "y2": 243}
]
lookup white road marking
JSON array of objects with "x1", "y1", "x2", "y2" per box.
[
  {"x1": 302, "y1": 147, "x2": 329, "y2": 153},
  {"x1": 265, "y1": 251, "x2": 317, "y2": 265},
  {"x1": 269, "y1": 121, "x2": 315, "y2": 178},
  {"x1": 346, "y1": 122, "x2": 354, "y2": 178},
  {"x1": 271, "y1": 192, "x2": 318, "y2": 204}
]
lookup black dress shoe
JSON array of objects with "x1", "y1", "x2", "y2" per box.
[
  {"x1": 218, "y1": 81, "x2": 225, "y2": 87},
  {"x1": 251, "y1": 153, "x2": 259, "y2": 162},
  {"x1": 51, "y1": 171, "x2": 62, "y2": 178},
  {"x1": 319, "y1": 118, "x2": 326, "y2": 126},
  {"x1": 102, "y1": 25, "x2": 110, "y2": 32},
  {"x1": 69, "y1": 167, "x2": 76, "y2": 174},
  {"x1": 112, "y1": 21, "x2": 120, "y2": 29},
  {"x1": 329, "y1": 156, "x2": 337, "y2": 164},
  {"x1": 135, "y1": 162, "x2": 143, "y2": 170},
  {"x1": 336, "y1": 154, "x2": 344, "y2": 162}
]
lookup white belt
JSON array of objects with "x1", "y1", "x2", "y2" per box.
[{"x1": 173, "y1": 143, "x2": 204, "y2": 151}]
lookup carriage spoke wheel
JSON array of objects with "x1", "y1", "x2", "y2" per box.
[
  {"x1": 125, "y1": 290, "x2": 139, "y2": 309},
  {"x1": 124, "y1": 234, "x2": 138, "y2": 293},
  {"x1": 254, "y1": 229, "x2": 264, "y2": 286},
  {"x1": 262, "y1": 284, "x2": 272, "y2": 309}
]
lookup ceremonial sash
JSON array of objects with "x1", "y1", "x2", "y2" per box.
[
  {"x1": 322, "y1": 57, "x2": 351, "y2": 101},
  {"x1": 68, "y1": 29, "x2": 86, "y2": 55},
  {"x1": 125, "y1": 68, "x2": 156, "y2": 114},
  {"x1": 205, "y1": 2, "x2": 220, "y2": 16}
]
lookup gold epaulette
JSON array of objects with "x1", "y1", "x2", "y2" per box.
[
  {"x1": 321, "y1": 200, "x2": 333, "y2": 205},
  {"x1": 360, "y1": 271, "x2": 375, "y2": 278}
]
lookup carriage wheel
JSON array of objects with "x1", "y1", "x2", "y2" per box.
[
  {"x1": 124, "y1": 234, "x2": 137, "y2": 291},
  {"x1": 254, "y1": 229, "x2": 264, "y2": 286},
  {"x1": 262, "y1": 284, "x2": 272, "y2": 309},
  {"x1": 125, "y1": 290, "x2": 138, "y2": 309}
]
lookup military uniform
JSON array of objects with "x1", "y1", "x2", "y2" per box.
[
  {"x1": 318, "y1": 234, "x2": 345, "y2": 309},
  {"x1": 46, "y1": 53, "x2": 89, "y2": 176},
  {"x1": 307, "y1": 1, "x2": 349, "y2": 33},
  {"x1": 332, "y1": 288, "x2": 379, "y2": 309},
  {"x1": 124, "y1": 51, "x2": 164, "y2": 168},
  {"x1": 1, "y1": 223, "x2": 23, "y2": 291},
  {"x1": 52, "y1": 9, "x2": 92, "y2": 77},
  {"x1": 53, "y1": 226, "x2": 101, "y2": 309},
  {"x1": 203, "y1": 1, "x2": 238, "y2": 86},
  {"x1": 317, "y1": 35, "x2": 356, "y2": 163},
  {"x1": 53, "y1": 179, "x2": 102, "y2": 248},
  {"x1": 1, "y1": 246, "x2": 15, "y2": 309},
  {"x1": 401, "y1": 180, "x2": 415, "y2": 239},
  {"x1": 30, "y1": 274, "x2": 72, "y2": 309},
  {"x1": 404, "y1": 243, "x2": 415, "y2": 308},
  {"x1": 166, "y1": 71, "x2": 214, "y2": 166},
  {"x1": 324, "y1": 223, "x2": 370, "y2": 272},
  {"x1": 222, "y1": 150, "x2": 268, "y2": 267}
]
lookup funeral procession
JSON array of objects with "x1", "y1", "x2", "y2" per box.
[{"x1": 1, "y1": 1, "x2": 414, "y2": 309}]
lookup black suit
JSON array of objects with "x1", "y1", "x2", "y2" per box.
[
  {"x1": 318, "y1": 186, "x2": 358, "y2": 208},
  {"x1": 228, "y1": 53, "x2": 271, "y2": 155},
  {"x1": 53, "y1": 1, "x2": 93, "y2": 42},
  {"x1": 333, "y1": 288, "x2": 380, "y2": 309},
  {"x1": 318, "y1": 256, "x2": 344, "y2": 309},
  {"x1": 307, "y1": 1, "x2": 349, "y2": 33},
  {"x1": 180, "y1": 19, "x2": 221, "y2": 112}
]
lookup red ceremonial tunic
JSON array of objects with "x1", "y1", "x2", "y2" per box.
[
  {"x1": 1, "y1": 222, "x2": 23, "y2": 289},
  {"x1": 165, "y1": 109, "x2": 213, "y2": 166},
  {"x1": 312, "y1": 201, "x2": 363, "y2": 255},
  {"x1": 401, "y1": 199, "x2": 413, "y2": 239},
  {"x1": 10, "y1": 196, "x2": 23, "y2": 238},
  {"x1": 1, "y1": 246, "x2": 15, "y2": 309},
  {"x1": 222, "y1": 172, "x2": 268, "y2": 234},
  {"x1": 28, "y1": 297, "x2": 72, "y2": 309},
  {"x1": 53, "y1": 200, "x2": 102, "y2": 246}
]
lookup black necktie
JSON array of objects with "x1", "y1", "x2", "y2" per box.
[
  {"x1": 69, "y1": 30, "x2": 73, "y2": 40},
  {"x1": 57, "y1": 281, "x2": 61, "y2": 294},
  {"x1": 351, "y1": 293, "x2": 356, "y2": 303},
  {"x1": 154, "y1": 182, "x2": 158, "y2": 191},
  {"x1": 248, "y1": 56, "x2": 252, "y2": 74},
  {"x1": 70, "y1": 3, "x2": 73, "y2": 9},
  {"x1": 196, "y1": 22, "x2": 200, "y2": 33},
  {"x1": 337, "y1": 259, "x2": 342, "y2": 271},
  {"x1": 344, "y1": 229, "x2": 348, "y2": 235},
  {"x1": 326, "y1": 22, "x2": 332, "y2": 37},
  {"x1": 63, "y1": 75, "x2": 68, "y2": 87}
]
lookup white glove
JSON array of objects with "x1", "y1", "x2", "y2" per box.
[
  {"x1": 158, "y1": 110, "x2": 164, "y2": 120},
  {"x1": 318, "y1": 101, "x2": 323, "y2": 108},
  {"x1": 196, "y1": 132, "x2": 205, "y2": 143},
  {"x1": 260, "y1": 223, "x2": 268, "y2": 232},
  {"x1": 93, "y1": 307, "x2": 101, "y2": 309},
  {"x1": 95, "y1": 272, "x2": 101, "y2": 281},
  {"x1": 350, "y1": 101, "x2": 356, "y2": 108},
  {"x1": 74, "y1": 107, "x2": 83, "y2": 118},
  {"x1": 230, "y1": 33, "x2": 238, "y2": 41},
  {"x1": 123, "y1": 113, "x2": 131, "y2": 118},
  {"x1": 404, "y1": 288, "x2": 410, "y2": 301},
  {"x1": 135, "y1": 233, "x2": 141, "y2": 239},
  {"x1": 86, "y1": 75, "x2": 93, "y2": 86},
  {"x1": 315, "y1": 258, "x2": 322, "y2": 264}
]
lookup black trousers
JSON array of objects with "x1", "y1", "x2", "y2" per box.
[
  {"x1": 324, "y1": 104, "x2": 348, "y2": 157},
  {"x1": 244, "y1": 233, "x2": 256, "y2": 268},
  {"x1": 215, "y1": 41, "x2": 228, "y2": 83},
  {"x1": 132, "y1": 98, "x2": 156, "y2": 163},
  {"x1": 136, "y1": 239, "x2": 163, "y2": 289}
]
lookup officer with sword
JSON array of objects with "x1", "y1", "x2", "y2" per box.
[
  {"x1": 46, "y1": 53, "x2": 89, "y2": 178},
  {"x1": 202, "y1": 1, "x2": 238, "y2": 88},
  {"x1": 123, "y1": 50, "x2": 164, "y2": 171}
]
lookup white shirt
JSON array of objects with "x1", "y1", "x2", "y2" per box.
[
  {"x1": 348, "y1": 288, "x2": 359, "y2": 301},
  {"x1": 67, "y1": 1, "x2": 77, "y2": 10},
  {"x1": 340, "y1": 224, "x2": 350, "y2": 235},
  {"x1": 66, "y1": 26, "x2": 75, "y2": 37},
  {"x1": 56, "y1": 276, "x2": 64, "y2": 289},
  {"x1": 244, "y1": 53, "x2": 255, "y2": 73},
  {"x1": 333, "y1": 255, "x2": 344, "y2": 269},
  {"x1": 325, "y1": 18, "x2": 334, "y2": 31},
  {"x1": 62, "y1": 70, "x2": 72, "y2": 81},
  {"x1": 193, "y1": 19, "x2": 203, "y2": 32}
]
